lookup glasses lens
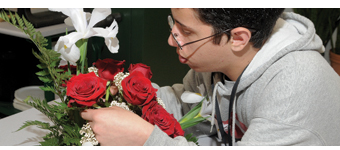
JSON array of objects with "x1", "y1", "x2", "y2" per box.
[{"x1": 168, "y1": 15, "x2": 174, "y2": 29}]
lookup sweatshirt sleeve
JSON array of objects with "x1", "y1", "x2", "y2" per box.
[
  {"x1": 146, "y1": 69, "x2": 215, "y2": 146},
  {"x1": 151, "y1": 69, "x2": 205, "y2": 120},
  {"x1": 143, "y1": 125, "x2": 197, "y2": 146},
  {"x1": 237, "y1": 118, "x2": 324, "y2": 145}
]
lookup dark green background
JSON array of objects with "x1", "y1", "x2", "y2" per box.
[
  {"x1": 0, "y1": 8, "x2": 190, "y2": 117},
  {"x1": 90, "y1": 8, "x2": 190, "y2": 86}
]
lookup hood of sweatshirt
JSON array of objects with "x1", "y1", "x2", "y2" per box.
[
  {"x1": 239, "y1": 12, "x2": 324, "y2": 92},
  {"x1": 209, "y1": 12, "x2": 325, "y2": 145}
]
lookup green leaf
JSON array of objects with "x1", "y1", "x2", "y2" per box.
[
  {"x1": 36, "y1": 63, "x2": 47, "y2": 69},
  {"x1": 180, "y1": 116, "x2": 208, "y2": 130},
  {"x1": 56, "y1": 113, "x2": 65, "y2": 120},
  {"x1": 185, "y1": 133, "x2": 199, "y2": 145},
  {"x1": 8, "y1": 11, "x2": 16, "y2": 26},
  {"x1": 14, "y1": 12, "x2": 24, "y2": 29},
  {"x1": 36, "y1": 70, "x2": 49, "y2": 76},
  {"x1": 49, "y1": 60, "x2": 60, "y2": 68},
  {"x1": 23, "y1": 96, "x2": 31, "y2": 103},
  {"x1": 40, "y1": 135, "x2": 60, "y2": 146},
  {"x1": 55, "y1": 68, "x2": 65, "y2": 73},
  {"x1": 179, "y1": 97, "x2": 206, "y2": 123},
  {"x1": 179, "y1": 107, "x2": 201, "y2": 124},
  {"x1": 38, "y1": 76, "x2": 53, "y2": 83},
  {"x1": 39, "y1": 86, "x2": 54, "y2": 92}
]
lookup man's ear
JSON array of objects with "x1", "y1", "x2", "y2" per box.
[{"x1": 230, "y1": 27, "x2": 252, "y2": 51}]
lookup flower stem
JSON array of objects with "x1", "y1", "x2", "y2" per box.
[
  {"x1": 105, "y1": 81, "x2": 111, "y2": 101},
  {"x1": 81, "y1": 39, "x2": 88, "y2": 74},
  {"x1": 76, "y1": 39, "x2": 88, "y2": 74}
]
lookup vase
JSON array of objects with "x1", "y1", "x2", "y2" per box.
[{"x1": 329, "y1": 50, "x2": 340, "y2": 76}]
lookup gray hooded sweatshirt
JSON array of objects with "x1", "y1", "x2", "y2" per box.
[{"x1": 144, "y1": 12, "x2": 340, "y2": 146}]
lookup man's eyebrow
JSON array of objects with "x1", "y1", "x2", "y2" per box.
[{"x1": 174, "y1": 19, "x2": 194, "y2": 31}]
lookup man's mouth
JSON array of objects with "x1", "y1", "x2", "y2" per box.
[
  {"x1": 178, "y1": 55, "x2": 188, "y2": 64},
  {"x1": 177, "y1": 49, "x2": 188, "y2": 64}
]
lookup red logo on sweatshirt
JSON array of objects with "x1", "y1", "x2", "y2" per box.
[{"x1": 222, "y1": 114, "x2": 247, "y2": 140}]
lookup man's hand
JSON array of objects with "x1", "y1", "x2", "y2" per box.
[{"x1": 81, "y1": 106, "x2": 154, "y2": 146}]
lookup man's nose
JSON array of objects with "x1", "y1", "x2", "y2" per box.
[{"x1": 168, "y1": 33, "x2": 177, "y2": 48}]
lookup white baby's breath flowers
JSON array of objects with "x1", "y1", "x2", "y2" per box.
[
  {"x1": 109, "y1": 100, "x2": 133, "y2": 112},
  {"x1": 88, "y1": 67, "x2": 99, "y2": 76},
  {"x1": 114, "y1": 72, "x2": 129, "y2": 91},
  {"x1": 156, "y1": 97, "x2": 166, "y2": 109},
  {"x1": 79, "y1": 122, "x2": 98, "y2": 146}
]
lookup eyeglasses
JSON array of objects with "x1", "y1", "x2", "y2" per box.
[{"x1": 168, "y1": 14, "x2": 256, "y2": 50}]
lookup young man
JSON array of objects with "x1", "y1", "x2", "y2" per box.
[{"x1": 81, "y1": 8, "x2": 340, "y2": 145}]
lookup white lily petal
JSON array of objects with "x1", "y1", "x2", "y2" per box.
[
  {"x1": 108, "y1": 19, "x2": 118, "y2": 31},
  {"x1": 54, "y1": 37, "x2": 66, "y2": 53},
  {"x1": 83, "y1": 29, "x2": 97, "y2": 39},
  {"x1": 181, "y1": 91, "x2": 205, "y2": 103},
  {"x1": 92, "y1": 28, "x2": 109, "y2": 37},
  {"x1": 54, "y1": 38, "x2": 80, "y2": 63},
  {"x1": 200, "y1": 99, "x2": 213, "y2": 119},
  {"x1": 63, "y1": 32, "x2": 84, "y2": 45},
  {"x1": 69, "y1": 9, "x2": 87, "y2": 33},
  {"x1": 105, "y1": 37, "x2": 119, "y2": 53},
  {"x1": 49, "y1": 8, "x2": 71, "y2": 16},
  {"x1": 54, "y1": 32, "x2": 83, "y2": 63},
  {"x1": 62, "y1": 44, "x2": 80, "y2": 63},
  {"x1": 85, "y1": 12, "x2": 91, "y2": 21},
  {"x1": 107, "y1": 21, "x2": 118, "y2": 38},
  {"x1": 88, "y1": 8, "x2": 111, "y2": 29},
  {"x1": 64, "y1": 12, "x2": 91, "y2": 27},
  {"x1": 64, "y1": 17, "x2": 73, "y2": 26}
]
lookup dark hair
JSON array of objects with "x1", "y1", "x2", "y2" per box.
[{"x1": 194, "y1": 8, "x2": 285, "y2": 48}]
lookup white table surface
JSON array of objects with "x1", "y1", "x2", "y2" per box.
[
  {"x1": 0, "y1": 21, "x2": 74, "y2": 39},
  {"x1": 0, "y1": 99, "x2": 60, "y2": 146}
]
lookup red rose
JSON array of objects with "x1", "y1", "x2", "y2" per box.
[
  {"x1": 66, "y1": 72, "x2": 107, "y2": 107},
  {"x1": 142, "y1": 101, "x2": 184, "y2": 138},
  {"x1": 121, "y1": 71, "x2": 157, "y2": 106},
  {"x1": 128, "y1": 63, "x2": 153, "y2": 79},
  {"x1": 94, "y1": 58, "x2": 125, "y2": 81}
]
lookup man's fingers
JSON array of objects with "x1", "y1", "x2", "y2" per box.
[{"x1": 80, "y1": 109, "x2": 96, "y2": 121}]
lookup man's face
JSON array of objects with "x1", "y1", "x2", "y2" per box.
[{"x1": 168, "y1": 8, "x2": 233, "y2": 73}]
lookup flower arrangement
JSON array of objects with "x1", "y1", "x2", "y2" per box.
[{"x1": 0, "y1": 8, "x2": 207, "y2": 146}]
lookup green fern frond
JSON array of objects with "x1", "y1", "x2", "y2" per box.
[
  {"x1": 39, "y1": 86, "x2": 55, "y2": 92},
  {"x1": 62, "y1": 124, "x2": 82, "y2": 146},
  {"x1": 40, "y1": 132, "x2": 60, "y2": 146},
  {"x1": 16, "y1": 120, "x2": 51, "y2": 132}
]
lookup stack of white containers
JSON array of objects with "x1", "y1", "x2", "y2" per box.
[{"x1": 13, "y1": 86, "x2": 59, "y2": 111}]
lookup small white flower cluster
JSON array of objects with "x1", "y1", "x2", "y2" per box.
[
  {"x1": 88, "y1": 67, "x2": 99, "y2": 76},
  {"x1": 79, "y1": 122, "x2": 98, "y2": 146},
  {"x1": 109, "y1": 100, "x2": 133, "y2": 112},
  {"x1": 114, "y1": 72, "x2": 130, "y2": 91},
  {"x1": 156, "y1": 97, "x2": 166, "y2": 109}
]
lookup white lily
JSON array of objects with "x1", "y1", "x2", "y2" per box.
[
  {"x1": 49, "y1": 8, "x2": 111, "y2": 63},
  {"x1": 54, "y1": 34, "x2": 81, "y2": 63},
  {"x1": 181, "y1": 91, "x2": 205, "y2": 103},
  {"x1": 93, "y1": 20, "x2": 119, "y2": 53},
  {"x1": 181, "y1": 84, "x2": 213, "y2": 122}
]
